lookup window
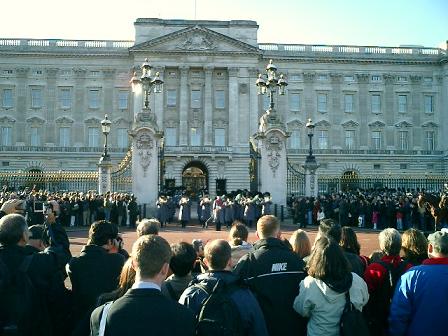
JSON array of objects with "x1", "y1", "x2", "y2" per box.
[
  {"x1": 318, "y1": 130, "x2": 328, "y2": 149},
  {"x1": 262, "y1": 94, "x2": 270, "y2": 110},
  {"x1": 400, "y1": 164, "x2": 408, "y2": 170},
  {"x1": 317, "y1": 74, "x2": 328, "y2": 81},
  {"x1": 59, "y1": 127, "x2": 70, "y2": 147},
  {"x1": 0, "y1": 126, "x2": 12, "y2": 145},
  {"x1": 191, "y1": 90, "x2": 201, "y2": 108},
  {"x1": 214, "y1": 128, "x2": 226, "y2": 146},
  {"x1": 214, "y1": 90, "x2": 225, "y2": 109},
  {"x1": 289, "y1": 130, "x2": 300, "y2": 149},
  {"x1": 317, "y1": 93, "x2": 327, "y2": 113},
  {"x1": 165, "y1": 127, "x2": 177, "y2": 146},
  {"x1": 190, "y1": 127, "x2": 201, "y2": 146},
  {"x1": 398, "y1": 95, "x2": 407, "y2": 113},
  {"x1": 118, "y1": 91, "x2": 128, "y2": 109},
  {"x1": 372, "y1": 131, "x2": 381, "y2": 149},
  {"x1": 2, "y1": 89, "x2": 13, "y2": 108},
  {"x1": 30, "y1": 127, "x2": 40, "y2": 146},
  {"x1": 374, "y1": 164, "x2": 381, "y2": 170},
  {"x1": 3, "y1": 70, "x2": 13, "y2": 75},
  {"x1": 2, "y1": 161, "x2": 9, "y2": 167},
  {"x1": 289, "y1": 92, "x2": 300, "y2": 112},
  {"x1": 397, "y1": 76, "x2": 407, "y2": 82},
  {"x1": 344, "y1": 75, "x2": 354, "y2": 82},
  {"x1": 398, "y1": 131, "x2": 409, "y2": 150},
  {"x1": 371, "y1": 75, "x2": 381, "y2": 82},
  {"x1": 371, "y1": 94, "x2": 381, "y2": 113},
  {"x1": 344, "y1": 94, "x2": 353, "y2": 113},
  {"x1": 88, "y1": 89, "x2": 100, "y2": 109},
  {"x1": 88, "y1": 127, "x2": 99, "y2": 147},
  {"x1": 345, "y1": 130, "x2": 355, "y2": 149},
  {"x1": 117, "y1": 128, "x2": 128, "y2": 148},
  {"x1": 424, "y1": 95, "x2": 434, "y2": 113},
  {"x1": 425, "y1": 131, "x2": 435, "y2": 151},
  {"x1": 90, "y1": 71, "x2": 100, "y2": 77},
  {"x1": 427, "y1": 163, "x2": 434, "y2": 170},
  {"x1": 31, "y1": 88, "x2": 42, "y2": 108},
  {"x1": 289, "y1": 74, "x2": 302, "y2": 81},
  {"x1": 166, "y1": 89, "x2": 177, "y2": 107},
  {"x1": 423, "y1": 77, "x2": 433, "y2": 84},
  {"x1": 59, "y1": 88, "x2": 72, "y2": 109}
]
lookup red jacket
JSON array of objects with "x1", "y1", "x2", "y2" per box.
[{"x1": 363, "y1": 255, "x2": 413, "y2": 294}]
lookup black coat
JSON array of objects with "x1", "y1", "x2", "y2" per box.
[
  {"x1": 90, "y1": 288, "x2": 195, "y2": 336},
  {"x1": 0, "y1": 221, "x2": 71, "y2": 336},
  {"x1": 233, "y1": 238, "x2": 307, "y2": 336},
  {"x1": 67, "y1": 245, "x2": 125, "y2": 331}
]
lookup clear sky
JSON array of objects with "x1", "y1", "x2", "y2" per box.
[{"x1": 2, "y1": 0, "x2": 446, "y2": 48}]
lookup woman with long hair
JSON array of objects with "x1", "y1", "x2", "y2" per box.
[
  {"x1": 289, "y1": 229, "x2": 311, "y2": 260},
  {"x1": 293, "y1": 236, "x2": 369, "y2": 336}
]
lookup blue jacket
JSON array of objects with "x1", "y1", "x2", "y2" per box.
[
  {"x1": 389, "y1": 258, "x2": 448, "y2": 336},
  {"x1": 178, "y1": 271, "x2": 268, "y2": 336}
]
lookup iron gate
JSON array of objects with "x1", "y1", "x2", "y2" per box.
[
  {"x1": 287, "y1": 159, "x2": 305, "y2": 197},
  {"x1": 249, "y1": 138, "x2": 259, "y2": 194},
  {"x1": 111, "y1": 147, "x2": 132, "y2": 193}
]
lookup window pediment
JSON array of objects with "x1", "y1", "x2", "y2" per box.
[{"x1": 341, "y1": 120, "x2": 359, "y2": 128}]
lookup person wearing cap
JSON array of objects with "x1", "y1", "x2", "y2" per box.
[{"x1": 389, "y1": 230, "x2": 448, "y2": 336}]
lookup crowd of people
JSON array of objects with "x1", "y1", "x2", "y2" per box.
[{"x1": 1, "y1": 185, "x2": 448, "y2": 336}]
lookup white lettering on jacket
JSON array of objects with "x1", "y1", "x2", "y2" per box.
[{"x1": 271, "y1": 262, "x2": 287, "y2": 272}]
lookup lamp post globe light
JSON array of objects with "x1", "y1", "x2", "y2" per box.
[
  {"x1": 305, "y1": 118, "x2": 316, "y2": 164},
  {"x1": 256, "y1": 59, "x2": 288, "y2": 113},
  {"x1": 100, "y1": 114, "x2": 112, "y2": 161},
  {"x1": 136, "y1": 58, "x2": 164, "y2": 110}
]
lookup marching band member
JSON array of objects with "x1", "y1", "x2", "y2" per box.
[
  {"x1": 261, "y1": 192, "x2": 273, "y2": 216},
  {"x1": 199, "y1": 194, "x2": 212, "y2": 228}
]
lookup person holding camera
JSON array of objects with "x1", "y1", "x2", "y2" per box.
[{"x1": 67, "y1": 220, "x2": 125, "y2": 335}]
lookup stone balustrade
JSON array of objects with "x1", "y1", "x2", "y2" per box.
[{"x1": 0, "y1": 38, "x2": 134, "y2": 49}]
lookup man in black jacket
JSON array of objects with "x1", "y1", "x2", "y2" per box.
[
  {"x1": 233, "y1": 215, "x2": 307, "y2": 336},
  {"x1": 90, "y1": 234, "x2": 195, "y2": 336},
  {"x1": 0, "y1": 213, "x2": 71, "y2": 336},
  {"x1": 67, "y1": 220, "x2": 125, "y2": 334}
]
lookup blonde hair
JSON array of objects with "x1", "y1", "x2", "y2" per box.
[
  {"x1": 257, "y1": 215, "x2": 280, "y2": 238},
  {"x1": 289, "y1": 229, "x2": 311, "y2": 259}
]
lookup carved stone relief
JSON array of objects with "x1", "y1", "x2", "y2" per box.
[
  {"x1": 135, "y1": 130, "x2": 154, "y2": 177},
  {"x1": 176, "y1": 32, "x2": 216, "y2": 51},
  {"x1": 266, "y1": 133, "x2": 283, "y2": 177}
]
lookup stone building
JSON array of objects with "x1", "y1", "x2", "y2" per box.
[{"x1": 0, "y1": 18, "x2": 446, "y2": 196}]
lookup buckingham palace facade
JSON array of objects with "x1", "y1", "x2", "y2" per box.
[{"x1": 0, "y1": 18, "x2": 447, "y2": 195}]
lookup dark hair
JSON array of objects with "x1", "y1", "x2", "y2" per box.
[
  {"x1": 318, "y1": 218, "x2": 342, "y2": 243},
  {"x1": 88, "y1": 220, "x2": 118, "y2": 246},
  {"x1": 307, "y1": 236, "x2": 351, "y2": 282},
  {"x1": 169, "y1": 242, "x2": 197, "y2": 277},
  {"x1": 229, "y1": 221, "x2": 249, "y2": 246},
  {"x1": 340, "y1": 226, "x2": 361, "y2": 255},
  {"x1": 204, "y1": 239, "x2": 231, "y2": 270},
  {"x1": 0, "y1": 214, "x2": 28, "y2": 246}
]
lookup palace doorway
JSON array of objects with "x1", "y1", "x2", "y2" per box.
[{"x1": 182, "y1": 161, "x2": 208, "y2": 200}]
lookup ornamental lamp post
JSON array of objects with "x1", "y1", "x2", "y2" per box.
[
  {"x1": 305, "y1": 118, "x2": 316, "y2": 164},
  {"x1": 256, "y1": 59, "x2": 288, "y2": 112},
  {"x1": 138, "y1": 58, "x2": 164, "y2": 109},
  {"x1": 100, "y1": 114, "x2": 111, "y2": 160}
]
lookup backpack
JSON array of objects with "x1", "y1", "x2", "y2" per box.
[
  {"x1": 0, "y1": 254, "x2": 40, "y2": 336},
  {"x1": 364, "y1": 260, "x2": 407, "y2": 335},
  {"x1": 195, "y1": 279, "x2": 244, "y2": 336},
  {"x1": 340, "y1": 291, "x2": 370, "y2": 336}
]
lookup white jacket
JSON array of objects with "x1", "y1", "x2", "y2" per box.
[{"x1": 293, "y1": 272, "x2": 369, "y2": 336}]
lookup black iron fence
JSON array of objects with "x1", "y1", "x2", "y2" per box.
[{"x1": 318, "y1": 174, "x2": 448, "y2": 194}]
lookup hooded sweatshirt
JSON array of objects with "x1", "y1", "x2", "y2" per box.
[{"x1": 293, "y1": 272, "x2": 369, "y2": 336}]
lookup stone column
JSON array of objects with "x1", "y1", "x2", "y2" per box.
[
  {"x1": 409, "y1": 75, "x2": 422, "y2": 149},
  {"x1": 228, "y1": 67, "x2": 239, "y2": 146},
  {"x1": 130, "y1": 127, "x2": 162, "y2": 210},
  {"x1": 179, "y1": 66, "x2": 189, "y2": 145},
  {"x1": 45, "y1": 68, "x2": 58, "y2": 144},
  {"x1": 154, "y1": 66, "x2": 165, "y2": 128},
  {"x1": 356, "y1": 74, "x2": 369, "y2": 147},
  {"x1": 257, "y1": 129, "x2": 288, "y2": 206},
  {"x1": 203, "y1": 66, "x2": 213, "y2": 145},
  {"x1": 248, "y1": 68, "x2": 259, "y2": 137},
  {"x1": 15, "y1": 67, "x2": 29, "y2": 143},
  {"x1": 383, "y1": 74, "x2": 395, "y2": 148},
  {"x1": 98, "y1": 158, "x2": 112, "y2": 194},
  {"x1": 303, "y1": 72, "x2": 316, "y2": 121},
  {"x1": 74, "y1": 68, "x2": 87, "y2": 145},
  {"x1": 330, "y1": 73, "x2": 342, "y2": 147}
]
